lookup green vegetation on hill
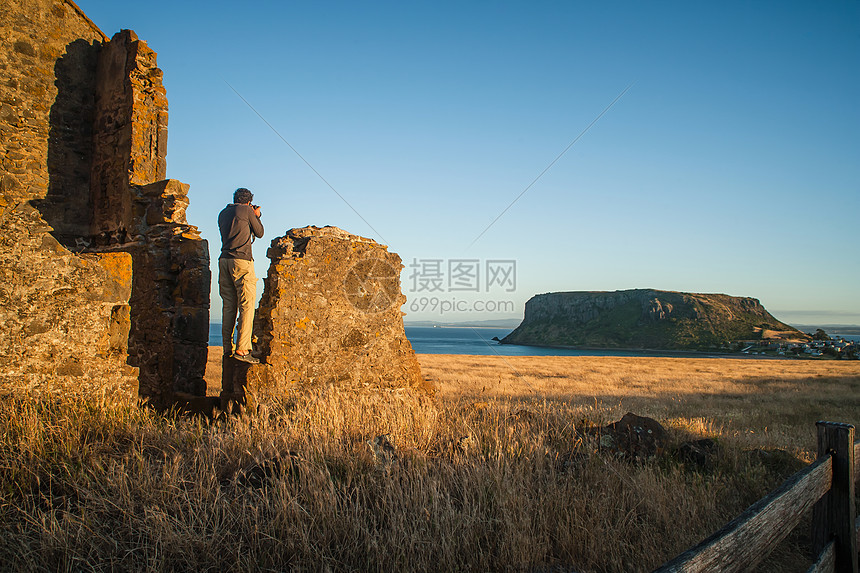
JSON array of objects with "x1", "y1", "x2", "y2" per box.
[{"x1": 502, "y1": 289, "x2": 807, "y2": 350}]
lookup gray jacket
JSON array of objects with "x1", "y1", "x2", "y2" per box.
[{"x1": 218, "y1": 203, "x2": 264, "y2": 261}]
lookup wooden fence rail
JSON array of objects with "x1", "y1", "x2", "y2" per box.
[
  {"x1": 812, "y1": 423, "x2": 857, "y2": 573},
  {"x1": 653, "y1": 421, "x2": 858, "y2": 573}
]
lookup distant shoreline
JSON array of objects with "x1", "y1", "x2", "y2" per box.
[
  {"x1": 210, "y1": 323, "x2": 854, "y2": 359},
  {"x1": 406, "y1": 325, "x2": 512, "y2": 330},
  {"x1": 497, "y1": 341, "x2": 791, "y2": 360}
]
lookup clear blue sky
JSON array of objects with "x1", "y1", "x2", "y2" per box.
[{"x1": 77, "y1": 1, "x2": 860, "y2": 325}]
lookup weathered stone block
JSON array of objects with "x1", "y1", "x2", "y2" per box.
[
  {"x1": 92, "y1": 251, "x2": 132, "y2": 302},
  {"x1": 103, "y1": 303, "x2": 131, "y2": 354},
  {"x1": 175, "y1": 266, "x2": 210, "y2": 306},
  {"x1": 173, "y1": 306, "x2": 209, "y2": 342},
  {"x1": 243, "y1": 226, "x2": 427, "y2": 395},
  {"x1": 137, "y1": 179, "x2": 189, "y2": 225},
  {"x1": 171, "y1": 341, "x2": 208, "y2": 394},
  {"x1": 0, "y1": 197, "x2": 136, "y2": 395},
  {"x1": 220, "y1": 357, "x2": 284, "y2": 413}
]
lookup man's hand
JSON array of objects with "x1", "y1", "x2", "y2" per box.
[{"x1": 252, "y1": 205, "x2": 261, "y2": 218}]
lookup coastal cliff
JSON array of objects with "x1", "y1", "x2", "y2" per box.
[{"x1": 501, "y1": 289, "x2": 806, "y2": 350}]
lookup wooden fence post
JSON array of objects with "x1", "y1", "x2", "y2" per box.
[{"x1": 813, "y1": 421, "x2": 857, "y2": 573}]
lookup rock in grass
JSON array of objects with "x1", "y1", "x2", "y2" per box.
[
  {"x1": 676, "y1": 438, "x2": 720, "y2": 470},
  {"x1": 368, "y1": 434, "x2": 397, "y2": 467},
  {"x1": 233, "y1": 451, "x2": 301, "y2": 489},
  {"x1": 597, "y1": 412, "x2": 667, "y2": 461}
]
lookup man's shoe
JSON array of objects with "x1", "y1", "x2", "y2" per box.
[{"x1": 232, "y1": 353, "x2": 260, "y2": 364}]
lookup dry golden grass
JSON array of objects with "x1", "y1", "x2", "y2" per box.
[
  {"x1": 419, "y1": 354, "x2": 860, "y2": 457},
  {"x1": 0, "y1": 350, "x2": 856, "y2": 571}
]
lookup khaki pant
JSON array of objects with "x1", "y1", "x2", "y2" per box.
[{"x1": 219, "y1": 258, "x2": 257, "y2": 355}]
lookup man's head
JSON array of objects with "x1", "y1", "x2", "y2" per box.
[{"x1": 233, "y1": 188, "x2": 254, "y2": 205}]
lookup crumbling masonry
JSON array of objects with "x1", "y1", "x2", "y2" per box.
[
  {"x1": 2, "y1": 0, "x2": 425, "y2": 405},
  {"x1": 1, "y1": 0, "x2": 209, "y2": 405},
  {"x1": 221, "y1": 227, "x2": 428, "y2": 409}
]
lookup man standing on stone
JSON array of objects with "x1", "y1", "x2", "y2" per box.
[{"x1": 218, "y1": 188, "x2": 264, "y2": 363}]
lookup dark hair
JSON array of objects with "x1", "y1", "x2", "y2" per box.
[{"x1": 233, "y1": 188, "x2": 254, "y2": 204}]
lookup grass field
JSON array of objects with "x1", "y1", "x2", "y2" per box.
[
  {"x1": 1, "y1": 350, "x2": 858, "y2": 571},
  {"x1": 420, "y1": 354, "x2": 860, "y2": 455}
]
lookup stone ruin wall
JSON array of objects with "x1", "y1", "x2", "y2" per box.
[
  {"x1": 0, "y1": 0, "x2": 210, "y2": 405},
  {"x1": 2, "y1": 0, "x2": 425, "y2": 408},
  {"x1": 81, "y1": 29, "x2": 211, "y2": 404},
  {"x1": 221, "y1": 226, "x2": 428, "y2": 409}
]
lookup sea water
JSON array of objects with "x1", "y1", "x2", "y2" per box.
[{"x1": 209, "y1": 324, "x2": 745, "y2": 357}]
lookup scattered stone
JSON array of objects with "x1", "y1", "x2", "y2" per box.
[
  {"x1": 675, "y1": 438, "x2": 720, "y2": 470},
  {"x1": 367, "y1": 434, "x2": 398, "y2": 467},
  {"x1": 576, "y1": 418, "x2": 601, "y2": 434},
  {"x1": 454, "y1": 434, "x2": 476, "y2": 455},
  {"x1": 233, "y1": 451, "x2": 301, "y2": 489},
  {"x1": 597, "y1": 412, "x2": 667, "y2": 460}
]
